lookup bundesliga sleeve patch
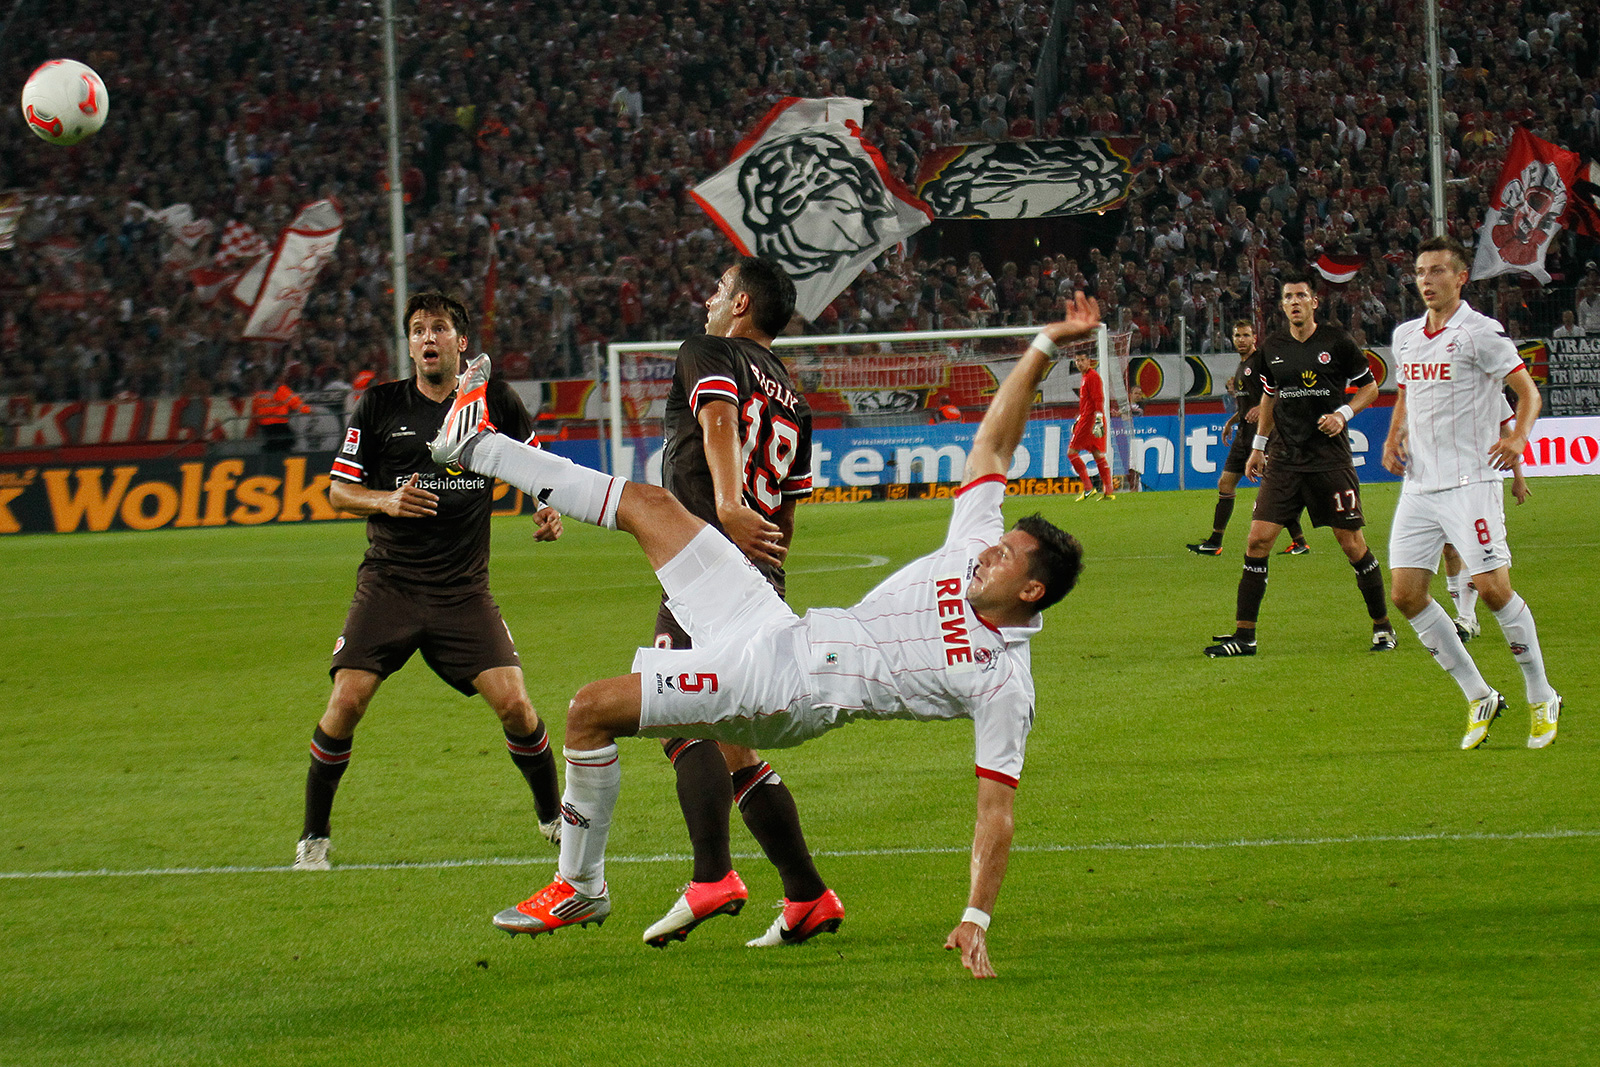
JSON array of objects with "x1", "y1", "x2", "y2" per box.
[{"x1": 341, "y1": 428, "x2": 361, "y2": 455}]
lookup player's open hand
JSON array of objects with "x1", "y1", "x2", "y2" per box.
[
  {"x1": 1244, "y1": 449, "x2": 1266, "y2": 481},
  {"x1": 1381, "y1": 436, "x2": 1408, "y2": 476},
  {"x1": 944, "y1": 921, "x2": 996, "y2": 979},
  {"x1": 1487, "y1": 433, "x2": 1525, "y2": 472},
  {"x1": 531, "y1": 505, "x2": 563, "y2": 541},
  {"x1": 1039, "y1": 292, "x2": 1102, "y2": 347},
  {"x1": 382, "y1": 473, "x2": 438, "y2": 518},
  {"x1": 719, "y1": 503, "x2": 786, "y2": 569}
]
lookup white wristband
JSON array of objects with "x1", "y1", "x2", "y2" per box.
[
  {"x1": 1252, "y1": 434, "x2": 1269, "y2": 452},
  {"x1": 1030, "y1": 332, "x2": 1058, "y2": 357},
  {"x1": 961, "y1": 907, "x2": 992, "y2": 930},
  {"x1": 1336, "y1": 404, "x2": 1355, "y2": 423}
]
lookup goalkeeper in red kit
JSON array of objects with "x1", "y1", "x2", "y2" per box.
[{"x1": 1068, "y1": 350, "x2": 1114, "y2": 500}]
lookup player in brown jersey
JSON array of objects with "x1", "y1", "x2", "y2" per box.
[
  {"x1": 292, "y1": 292, "x2": 564, "y2": 870},
  {"x1": 1204, "y1": 276, "x2": 1397, "y2": 658},
  {"x1": 640, "y1": 257, "x2": 841, "y2": 949},
  {"x1": 1187, "y1": 320, "x2": 1309, "y2": 555}
]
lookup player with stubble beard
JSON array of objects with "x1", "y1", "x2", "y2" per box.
[
  {"x1": 1204, "y1": 275, "x2": 1398, "y2": 658},
  {"x1": 293, "y1": 292, "x2": 563, "y2": 870}
]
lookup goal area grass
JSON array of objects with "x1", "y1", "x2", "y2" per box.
[{"x1": 3, "y1": 479, "x2": 1596, "y2": 1066}]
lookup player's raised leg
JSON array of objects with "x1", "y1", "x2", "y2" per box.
[{"x1": 430, "y1": 355, "x2": 710, "y2": 569}]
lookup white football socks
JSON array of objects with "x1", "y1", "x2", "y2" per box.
[
  {"x1": 466, "y1": 433, "x2": 625, "y2": 529},
  {"x1": 1405, "y1": 599, "x2": 1491, "y2": 701},
  {"x1": 1491, "y1": 594, "x2": 1556, "y2": 704},
  {"x1": 558, "y1": 744, "x2": 620, "y2": 897},
  {"x1": 1446, "y1": 571, "x2": 1478, "y2": 621}
]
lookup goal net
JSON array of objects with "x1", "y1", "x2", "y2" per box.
[{"x1": 603, "y1": 325, "x2": 1136, "y2": 490}]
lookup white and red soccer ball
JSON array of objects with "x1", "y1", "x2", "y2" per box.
[{"x1": 21, "y1": 59, "x2": 108, "y2": 146}]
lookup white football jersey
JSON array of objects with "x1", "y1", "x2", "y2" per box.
[
  {"x1": 801, "y1": 476, "x2": 1040, "y2": 787},
  {"x1": 1390, "y1": 301, "x2": 1525, "y2": 493}
]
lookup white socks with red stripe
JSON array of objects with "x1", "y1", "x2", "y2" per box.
[
  {"x1": 1405, "y1": 600, "x2": 1492, "y2": 701},
  {"x1": 559, "y1": 744, "x2": 620, "y2": 897},
  {"x1": 1446, "y1": 571, "x2": 1478, "y2": 620},
  {"x1": 465, "y1": 433, "x2": 625, "y2": 530},
  {"x1": 1491, "y1": 594, "x2": 1556, "y2": 704}
]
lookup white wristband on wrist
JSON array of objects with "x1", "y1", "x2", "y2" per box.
[
  {"x1": 962, "y1": 907, "x2": 992, "y2": 930},
  {"x1": 1030, "y1": 332, "x2": 1058, "y2": 357},
  {"x1": 1336, "y1": 404, "x2": 1355, "y2": 423},
  {"x1": 1252, "y1": 434, "x2": 1270, "y2": 452}
]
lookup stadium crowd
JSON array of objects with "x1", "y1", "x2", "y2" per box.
[{"x1": 2, "y1": 0, "x2": 1599, "y2": 416}]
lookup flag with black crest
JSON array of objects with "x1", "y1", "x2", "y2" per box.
[
  {"x1": 690, "y1": 97, "x2": 932, "y2": 322},
  {"x1": 914, "y1": 139, "x2": 1138, "y2": 219}
]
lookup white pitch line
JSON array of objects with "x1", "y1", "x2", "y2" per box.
[{"x1": 3, "y1": 828, "x2": 1594, "y2": 881}]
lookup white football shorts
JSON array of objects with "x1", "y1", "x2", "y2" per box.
[
  {"x1": 632, "y1": 525, "x2": 838, "y2": 748},
  {"x1": 1388, "y1": 480, "x2": 1512, "y2": 575}
]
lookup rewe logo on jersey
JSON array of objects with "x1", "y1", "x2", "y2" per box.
[
  {"x1": 1403, "y1": 362, "x2": 1454, "y2": 381},
  {"x1": 935, "y1": 576, "x2": 974, "y2": 669}
]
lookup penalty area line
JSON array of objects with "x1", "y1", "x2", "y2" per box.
[{"x1": 2, "y1": 828, "x2": 1595, "y2": 881}]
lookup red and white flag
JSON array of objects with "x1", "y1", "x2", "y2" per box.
[
  {"x1": 1471, "y1": 128, "x2": 1581, "y2": 285},
  {"x1": 1314, "y1": 252, "x2": 1365, "y2": 285},
  {"x1": 241, "y1": 199, "x2": 344, "y2": 341},
  {"x1": 216, "y1": 219, "x2": 270, "y2": 266},
  {"x1": 689, "y1": 97, "x2": 930, "y2": 321}
]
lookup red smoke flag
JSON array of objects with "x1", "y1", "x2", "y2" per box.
[
  {"x1": 1314, "y1": 252, "x2": 1364, "y2": 285},
  {"x1": 1471, "y1": 128, "x2": 1582, "y2": 285}
]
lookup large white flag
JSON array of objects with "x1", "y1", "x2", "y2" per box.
[
  {"x1": 242, "y1": 199, "x2": 343, "y2": 340},
  {"x1": 690, "y1": 97, "x2": 930, "y2": 321},
  {"x1": 1471, "y1": 127, "x2": 1579, "y2": 285}
]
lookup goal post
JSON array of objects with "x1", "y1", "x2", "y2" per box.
[{"x1": 603, "y1": 324, "x2": 1135, "y2": 488}]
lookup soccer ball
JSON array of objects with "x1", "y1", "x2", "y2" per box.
[{"x1": 20, "y1": 59, "x2": 108, "y2": 146}]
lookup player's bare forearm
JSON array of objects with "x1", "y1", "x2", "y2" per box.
[
  {"x1": 330, "y1": 473, "x2": 437, "y2": 518},
  {"x1": 943, "y1": 776, "x2": 1015, "y2": 979},
  {"x1": 967, "y1": 293, "x2": 1100, "y2": 482},
  {"x1": 1382, "y1": 388, "x2": 1409, "y2": 476},
  {"x1": 700, "y1": 400, "x2": 784, "y2": 566},
  {"x1": 1494, "y1": 367, "x2": 1541, "y2": 469},
  {"x1": 966, "y1": 776, "x2": 1014, "y2": 914}
]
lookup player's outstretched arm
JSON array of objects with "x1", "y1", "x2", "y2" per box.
[
  {"x1": 943, "y1": 776, "x2": 1015, "y2": 979},
  {"x1": 965, "y1": 292, "x2": 1101, "y2": 485}
]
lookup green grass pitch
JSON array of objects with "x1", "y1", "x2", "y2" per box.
[{"x1": 3, "y1": 479, "x2": 1596, "y2": 1066}]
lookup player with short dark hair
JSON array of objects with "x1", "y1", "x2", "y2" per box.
[
  {"x1": 1384, "y1": 235, "x2": 1560, "y2": 749},
  {"x1": 641, "y1": 257, "x2": 838, "y2": 950},
  {"x1": 429, "y1": 293, "x2": 1100, "y2": 979},
  {"x1": 1204, "y1": 275, "x2": 1397, "y2": 657},
  {"x1": 1187, "y1": 319, "x2": 1309, "y2": 555},
  {"x1": 292, "y1": 291, "x2": 563, "y2": 870}
]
